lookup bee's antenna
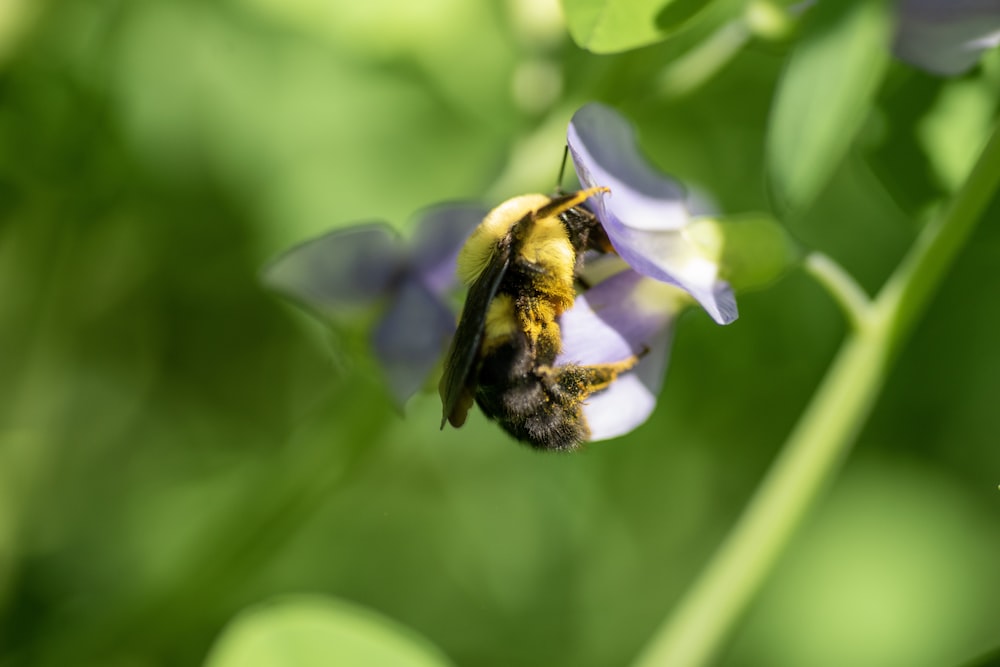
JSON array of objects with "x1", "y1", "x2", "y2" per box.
[{"x1": 555, "y1": 145, "x2": 569, "y2": 195}]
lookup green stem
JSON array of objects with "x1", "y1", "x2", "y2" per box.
[
  {"x1": 877, "y1": 122, "x2": 1000, "y2": 348},
  {"x1": 633, "y1": 121, "x2": 1000, "y2": 667},
  {"x1": 802, "y1": 251, "x2": 873, "y2": 331}
]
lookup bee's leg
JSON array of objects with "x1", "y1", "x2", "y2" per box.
[{"x1": 536, "y1": 353, "x2": 642, "y2": 404}]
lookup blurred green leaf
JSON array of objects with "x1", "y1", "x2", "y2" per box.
[
  {"x1": 205, "y1": 596, "x2": 454, "y2": 667},
  {"x1": 0, "y1": 0, "x2": 41, "y2": 65},
  {"x1": 918, "y1": 77, "x2": 1000, "y2": 192},
  {"x1": 563, "y1": 0, "x2": 715, "y2": 53},
  {"x1": 865, "y1": 73, "x2": 947, "y2": 216},
  {"x1": 766, "y1": 0, "x2": 892, "y2": 214}
]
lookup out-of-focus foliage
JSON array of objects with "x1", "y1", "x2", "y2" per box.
[
  {"x1": 766, "y1": 0, "x2": 892, "y2": 214},
  {"x1": 205, "y1": 596, "x2": 453, "y2": 667},
  {"x1": 562, "y1": 0, "x2": 723, "y2": 53},
  {"x1": 0, "y1": 1, "x2": 998, "y2": 666}
]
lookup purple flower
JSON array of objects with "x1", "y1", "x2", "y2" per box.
[
  {"x1": 893, "y1": 0, "x2": 1000, "y2": 75},
  {"x1": 262, "y1": 204, "x2": 486, "y2": 407},
  {"x1": 567, "y1": 102, "x2": 738, "y2": 325},
  {"x1": 552, "y1": 102, "x2": 739, "y2": 440}
]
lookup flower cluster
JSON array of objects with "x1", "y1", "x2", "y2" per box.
[{"x1": 264, "y1": 104, "x2": 738, "y2": 442}]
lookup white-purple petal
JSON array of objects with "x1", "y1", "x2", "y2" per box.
[
  {"x1": 567, "y1": 103, "x2": 738, "y2": 325},
  {"x1": 568, "y1": 103, "x2": 688, "y2": 232},
  {"x1": 261, "y1": 224, "x2": 404, "y2": 315},
  {"x1": 372, "y1": 280, "x2": 456, "y2": 408},
  {"x1": 557, "y1": 270, "x2": 683, "y2": 441},
  {"x1": 558, "y1": 270, "x2": 676, "y2": 364},
  {"x1": 409, "y1": 203, "x2": 488, "y2": 297},
  {"x1": 607, "y1": 225, "x2": 738, "y2": 324},
  {"x1": 894, "y1": 0, "x2": 1000, "y2": 75},
  {"x1": 583, "y1": 327, "x2": 672, "y2": 442}
]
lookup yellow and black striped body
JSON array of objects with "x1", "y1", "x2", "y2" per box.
[{"x1": 439, "y1": 189, "x2": 639, "y2": 451}]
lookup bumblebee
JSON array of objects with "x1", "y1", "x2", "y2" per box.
[{"x1": 438, "y1": 187, "x2": 641, "y2": 451}]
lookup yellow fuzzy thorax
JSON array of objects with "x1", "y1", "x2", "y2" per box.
[
  {"x1": 459, "y1": 193, "x2": 583, "y2": 355},
  {"x1": 456, "y1": 194, "x2": 552, "y2": 285},
  {"x1": 457, "y1": 193, "x2": 577, "y2": 307},
  {"x1": 519, "y1": 216, "x2": 575, "y2": 286}
]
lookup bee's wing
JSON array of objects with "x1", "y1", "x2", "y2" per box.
[{"x1": 438, "y1": 234, "x2": 513, "y2": 429}]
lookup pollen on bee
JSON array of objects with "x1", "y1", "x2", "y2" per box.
[{"x1": 481, "y1": 294, "x2": 518, "y2": 352}]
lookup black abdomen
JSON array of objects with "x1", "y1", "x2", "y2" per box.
[{"x1": 474, "y1": 334, "x2": 589, "y2": 451}]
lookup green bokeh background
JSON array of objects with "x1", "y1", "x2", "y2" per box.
[{"x1": 1, "y1": 1, "x2": 998, "y2": 665}]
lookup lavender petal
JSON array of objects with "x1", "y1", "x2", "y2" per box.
[
  {"x1": 894, "y1": 0, "x2": 1000, "y2": 75},
  {"x1": 262, "y1": 224, "x2": 404, "y2": 315},
  {"x1": 568, "y1": 103, "x2": 738, "y2": 324},
  {"x1": 557, "y1": 270, "x2": 677, "y2": 365},
  {"x1": 409, "y1": 203, "x2": 489, "y2": 297},
  {"x1": 568, "y1": 102, "x2": 689, "y2": 231},
  {"x1": 583, "y1": 327, "x2": 673, "y2": 442},
  {"x1": 557, "y1": 270, "x2": 683, "y2": 441},
  {"x1": 372, "y1": 279, "x2": 456, "y2": 408}
]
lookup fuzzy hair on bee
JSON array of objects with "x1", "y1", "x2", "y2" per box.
[{"x1": 438, "y1": 187, "x2": 642, "y2": 451}]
